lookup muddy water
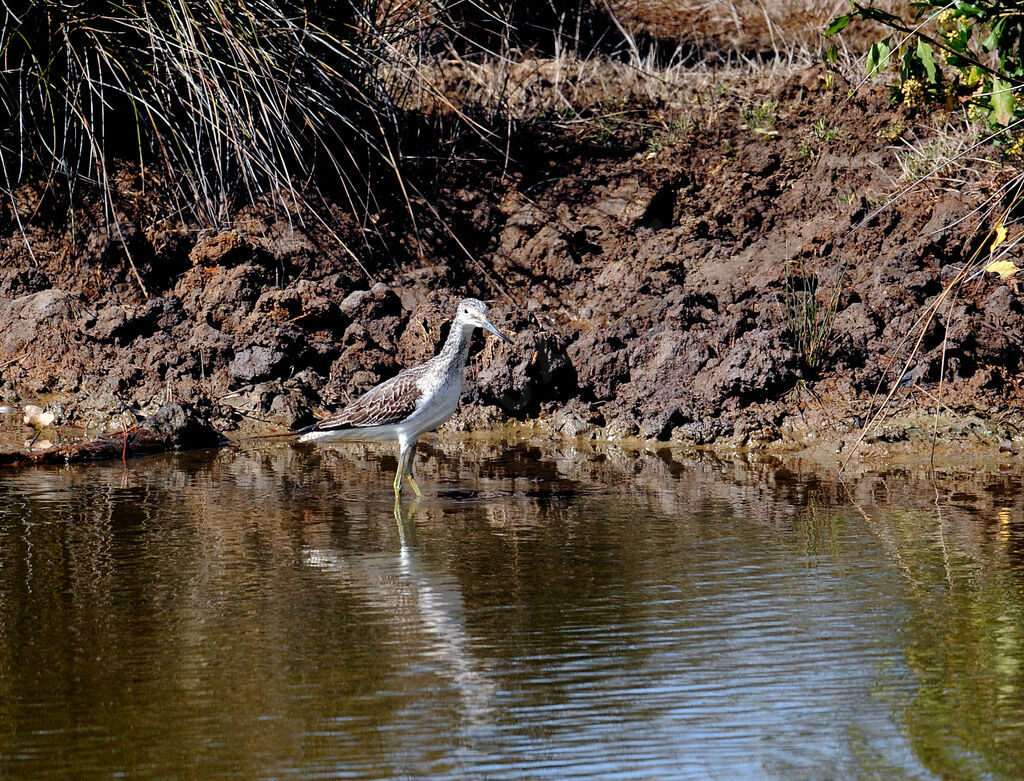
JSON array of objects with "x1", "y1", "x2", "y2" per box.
[{"x1": 1, "y1": 441, "x2": 1023, "y2": 779}]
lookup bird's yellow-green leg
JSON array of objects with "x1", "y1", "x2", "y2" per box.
[
  {"x1": 403, "y1": 441, "x2": 424, "y2": 498},
  {"x1": 393, "y1": 452, "x2": 405, "y2": 500}
]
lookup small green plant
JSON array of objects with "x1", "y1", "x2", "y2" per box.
[
  {"x1": 783, "y1": 259, "x2": 844, "y2": 373},
  {"x1": 597, "y1": 120, "x2": 617, "y2": 148},
  {"x1": 646, "y1": 134, "x2": 669, "y2": 154},
  {"x1": 741, "y1": 100, "x2": 780, "y2": 135},
  {"x1": 826, "y1": 2, "x2": 1024, "y2": 125},
  {"x1": 877, "y1": 120, "x2": 905, "y2": 142},
  {"x1": 645, "y1": 116, "x2": 689, "y2": 154},
  {"x1": 812, "y1": 117, "x2": 839, "y2": 142},
  {"x1": 801, "y1": 117, "x2": 839, "y2": 157}
]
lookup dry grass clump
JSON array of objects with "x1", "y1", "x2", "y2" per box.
[
  {"x1": 610, "y1": 0, "x2": 901, "y2": 55},
  {"x1": 0, "y1": 1, "x2": 436, "y2": 239},
  {"x1": 886, "y1": 117, "x2": 997, "y2": 192},
  {"x1": 403, "y1": 0, "x2": 907, "y2": 127},
  {"x1": 411, "y1": 50, "x2": 817, "y2": 126}
]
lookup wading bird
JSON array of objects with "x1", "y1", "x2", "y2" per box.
[{"x1": 299, "y1": 298, "x2": 512, "y2": 502}]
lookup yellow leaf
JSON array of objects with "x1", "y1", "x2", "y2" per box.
[
  {"x1": 992, "y1": 224, "x2": 1008, "y2": 251},
  {"x1": 985, "y1": 259, "x2": 1021, "y2": 280}
]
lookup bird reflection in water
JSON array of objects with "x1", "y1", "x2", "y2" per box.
[{"x1": 303, "y1": 505, "x2": 496, "y2": 730}]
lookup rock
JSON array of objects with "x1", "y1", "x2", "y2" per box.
[
  {"x1": 176, "y1": 262, "x2": 271, "y2": 331},
  {"x1": 141, "y1": 296, "x2": 185, "y2": 331},
  {"x1": 12, "y1": 288, "x2": 72, "y2": 324},
  {"x1": 0, "y1": 289, "x2": 76, "y2": 357},
  {"x1": 639, "y1": 403, "x2": 693, "y2": 440},
  {"x1": 284, "y1": 368, "x2": 326, "y2": 395},
  {"x1": 189, "y1": 230, "x2": 270, "y2": 267},
  {"x1": 249, "y1": 288, "x2": 302, "y2": 324},
  {"x1": 338, "y1": 282, "x2": 402, "y2": 327},
  {"x1": 229, "y1": 346, "x2": 288, "y2": 385},
  {"x1": 672, "y1": 417, "x2": 733, "y2": 445},
  {"x1": 475, "y1": 327, "x2": 575, "y2": 416},
  {"x1": 188, "y1": 323, "x2": 235, "y2": 361},
  {"x1": 269, "y1": 393, "x2": 312, "y2": 429},
  {"x1": 704, "y1": 335, "x2": 799, "y2": 406},
  {"x1": 139, "y1": 403, "x2": 222, "y2": 448},
  {"x1": 567, "y1": 325, "x2": 633, "y2": 402},
  {"x1": 89, "y1": 305, "x2": 130, "y2": 343},
  {"x1": 550, "y1": 400, "x2": 598, "y2": 439},
  {"x1": 21, "y1": 404, "x2": 55, "y2": 428},
  {"x1": 831, "y1": 303, "x2": 880, "y2": 368}
]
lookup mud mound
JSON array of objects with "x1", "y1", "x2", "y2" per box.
[{"x1": 0, "y1": 63, "x2": 1021, "y2": 455}]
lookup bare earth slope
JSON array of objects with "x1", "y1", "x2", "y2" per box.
[{"x1": 1, "y1": 54, "x2": 1021, "y2": 459}]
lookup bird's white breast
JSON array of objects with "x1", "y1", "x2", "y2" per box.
[{"x1": 407, "y1": 367, "x2": 463, "y2": 434}]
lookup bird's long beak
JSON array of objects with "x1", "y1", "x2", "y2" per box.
[{"x1": 481, "y1": 317, "x2": 513, "y2": 345}]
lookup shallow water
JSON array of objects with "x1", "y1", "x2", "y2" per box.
[{"x1": 1, "y1": 440, "x2": 1023, "y2": 779}]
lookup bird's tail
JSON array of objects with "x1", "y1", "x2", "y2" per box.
[{"x1": 241, "y1": 422, "x2": 317, "y2": 442}]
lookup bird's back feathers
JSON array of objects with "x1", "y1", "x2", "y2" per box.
[{"x1": 298, "y1": 366, "x2": 425, "y2": 441}]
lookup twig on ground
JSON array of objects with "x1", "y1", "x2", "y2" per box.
[{"x1": 0, "y1": 354, "x2": 27, "y2": 371}]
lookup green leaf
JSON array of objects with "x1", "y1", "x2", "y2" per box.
[
  {"x1": 866, "y1": 40, "x2": 892, "y2": 77},
  {"x1": 824, "y1": 14, "x2": 852, "y2": 37},
  {"x1": 900, "y1": 46, "x2": 915, "y2": 81},
  {"x1": 991, "y1": 78, "x2": 1016, "y2": 126},
  {"x1": 982, "y1": 26, "x2": 999, "y2": 52},
  {"x1": 956, "y1": 3, "x2": 986, "y2": 19},
  {"x1": 916, "y1": 39, "x2": 937, "y2": 84}
]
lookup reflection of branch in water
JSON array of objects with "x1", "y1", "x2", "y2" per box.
[
  {"x1": 303, "y1": 537, "x2": 495, "y2": 728},
  {"x1": 933, "y1": 501, "x2": 954, "y2": 591},
  {"x1": 852, "y1": 503, "x2": 923, "y2": 593}
]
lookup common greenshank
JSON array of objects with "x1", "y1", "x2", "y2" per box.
[{"x1": 299, "y1": 298, "x2": 512, "y2": 500}]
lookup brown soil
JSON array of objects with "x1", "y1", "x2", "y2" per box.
[{"x1": 2, "y1": 46, "x2": 1023, "y2": 462}]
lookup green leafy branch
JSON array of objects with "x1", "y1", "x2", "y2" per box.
[{"x1": 826, "y1": 1, "x2": 1024, "y2": 125}]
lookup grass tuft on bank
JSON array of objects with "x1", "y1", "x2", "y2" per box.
[{"x1": 0, "y1": 0, "x2": 459, "y2": 268}]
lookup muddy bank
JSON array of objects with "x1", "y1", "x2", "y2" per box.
[{"x1": 1, "y1": 66, "x2": 1022, "y2": 461}]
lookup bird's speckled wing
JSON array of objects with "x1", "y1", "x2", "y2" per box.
[{"x1": 309, "y1": 368, "x2": 423, "y2": 432}]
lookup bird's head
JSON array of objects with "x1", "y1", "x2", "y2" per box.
[{"x1": 456, "y1": 298, "x2": 513, "y2": 344}]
